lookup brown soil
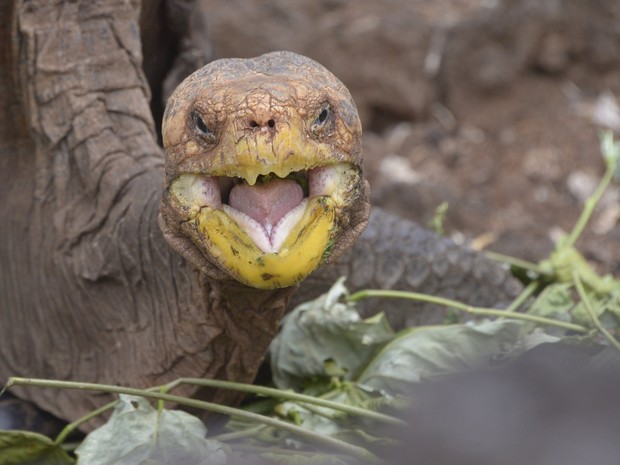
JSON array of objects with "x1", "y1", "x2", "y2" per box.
[{"x1": 201, "y1": 0, "x2": 620, "y2": 275}]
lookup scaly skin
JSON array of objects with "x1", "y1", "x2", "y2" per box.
[
  {"x1": 160, "y1": 52, "x2": 370, "y2": 288},
  {"x1": 0, "y1": 1, "x2": 519, "y2": 432}
]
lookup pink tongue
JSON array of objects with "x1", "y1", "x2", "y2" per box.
[{"x1": 229, "y1": 178, "x2": 304, "y2": 226}]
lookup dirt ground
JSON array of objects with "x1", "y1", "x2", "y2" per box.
[{"x1": 200, "y1": 0, "x2": 620, "y2": 275}]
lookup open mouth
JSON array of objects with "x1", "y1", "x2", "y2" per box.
[
  {"x1": 223, "y1": 173, "x2": 310, "y2": 254},
  {"x1": 169, "y1": 162, "x2": 359, "y2": 287}
]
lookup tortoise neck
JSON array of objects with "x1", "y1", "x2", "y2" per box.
[
  {"x1": 208, "y1": 280, "x2": 298, "y2": 340},
  {"x1": 198, "y1": 276, "x2": 298, "y2": 404}
]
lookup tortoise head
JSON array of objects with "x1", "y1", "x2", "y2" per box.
[{"x1": 160, "y1": 51, "x2": 369, "y2": 289}]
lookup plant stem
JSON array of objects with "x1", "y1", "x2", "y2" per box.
[
  {"x1": 289, "y1": 402, "x2": 340, "y2": 422},
  {"x1": 573, "y1": 271, "x2": 620, "y2": 352},
  {"x1": 484, "y1": 251, "x2": 545, "y2": 275},
  {"x1": 564, "y1": 156, "x2": 616, "y2": 249},
  {"x1": 59, "y1": 441, "x2": 82, "y2": 452},
  {"x1": 347, "y1": 289, "x2": 588, "y2": 333},
  {"x1": 504, "y1": 281, "x2": 540, "y2": 313},
  {"x1": 6, "y1": 377, "x2": 379, "y2": 464},
  {"x1": 54, "y1": 400, "x2": 117, "y2": 445},
  {"x1": 162, "y1": 378, "x2": 406, "y2": 427},
  {"x1": 211, "y1": 425, "x2": 267, "y2": 442}
]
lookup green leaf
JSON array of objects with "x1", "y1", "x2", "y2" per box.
[
  {"x1": 527, "y1": 283, "x2": 574, "y2": 320},
  {"x1": 269, "y1": 278, "x2": 394, "y2": 390},
  {"x1": 0, "y1": 430, "x2": 74, "y2": 465},
  {"x1": 542, "y1": 246, "x2": 618, "y2": 294},
  {"x1": 357, "y1": 320, "x2": 525, "y2": 394},
  {"x1": 276, "y1": 400, "x2": 345, "y2": 437},
  {"x1": 572, "y1": 286, "x2": 620, "y2": 330},
  {"x1": 526, "y1": 283, "x2": 575, "y2": 335},
  {"x1": 250, "y1": 382, "x2": 392, "y2": 452},
  {"x1": 75, "y1": 395, "x2": 228, "y2": 465},
  {"x1": 572, "y1": 297, "x2": 606, "y2": 327},
  {"x1": 605, "y1": 287, "x2": 620, "y2": 318}
]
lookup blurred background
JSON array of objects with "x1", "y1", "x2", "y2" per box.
[{"x1": 172, "y1": 0, "x2": 620, "y2": 273}]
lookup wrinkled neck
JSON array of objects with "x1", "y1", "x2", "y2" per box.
[
  {"x1": 197, "y1": 276, "x2": 299, "y2": 405},
  {"x1": 215, "y1": 279, "x2": 297, "y2": 313}
]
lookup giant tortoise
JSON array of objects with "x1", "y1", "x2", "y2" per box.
[{"x1": 0, "y1": 0, "x2": 519, "y2": 428}]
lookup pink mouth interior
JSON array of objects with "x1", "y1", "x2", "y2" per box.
[
  {"x1": 228, "y1": 178, "x2": 304, "y2": 227},
  {"x1": 190, "y1": 166, "x2": 336, "y2": 253}
]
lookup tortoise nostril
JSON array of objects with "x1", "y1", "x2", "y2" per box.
[{"x1": 248, "y1": 118, "x2": 276, "y2": 129}]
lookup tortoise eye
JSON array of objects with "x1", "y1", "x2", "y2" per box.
[
  {"x1": 192, "y1": 111, "x2": 216, "y2": 142},
  {"x1": 312, "y1": 105, "x2": 331, "y2": 134},
  {"x1": 316, "y1": 108, "x2": 329, "y2": 125}
]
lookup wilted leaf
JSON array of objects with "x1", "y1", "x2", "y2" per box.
[
  {"x1": 519, "y1": 328, "x2": 562, "y2": 349},
  {"x1": 0, "y1": 430, "x2": 74, "y2": 465},
  {"x1": 276, "y1": 401, "x2": 344, "y2": 437},
  {"x1": 526, "y1": 283, "x2": 575, "y2": 335},
  {"x1": 572, "y1": 297, "x2": 607, "y2": 328},
  {"x1": 527, "y1": 283, "x2": 574, "y2": 320},
  {"x1": 75, "y1": 395, "x2": 227, "y2": 465},
  {"x1": 357, "y1": 320, "x2": 525, "y2": 394},
  {"x1": 269, "y1": 278, "x2": 394, "y2": 390},
  {"x1": 604, "y1": 287, "x2": 620, "y2": 320}
]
